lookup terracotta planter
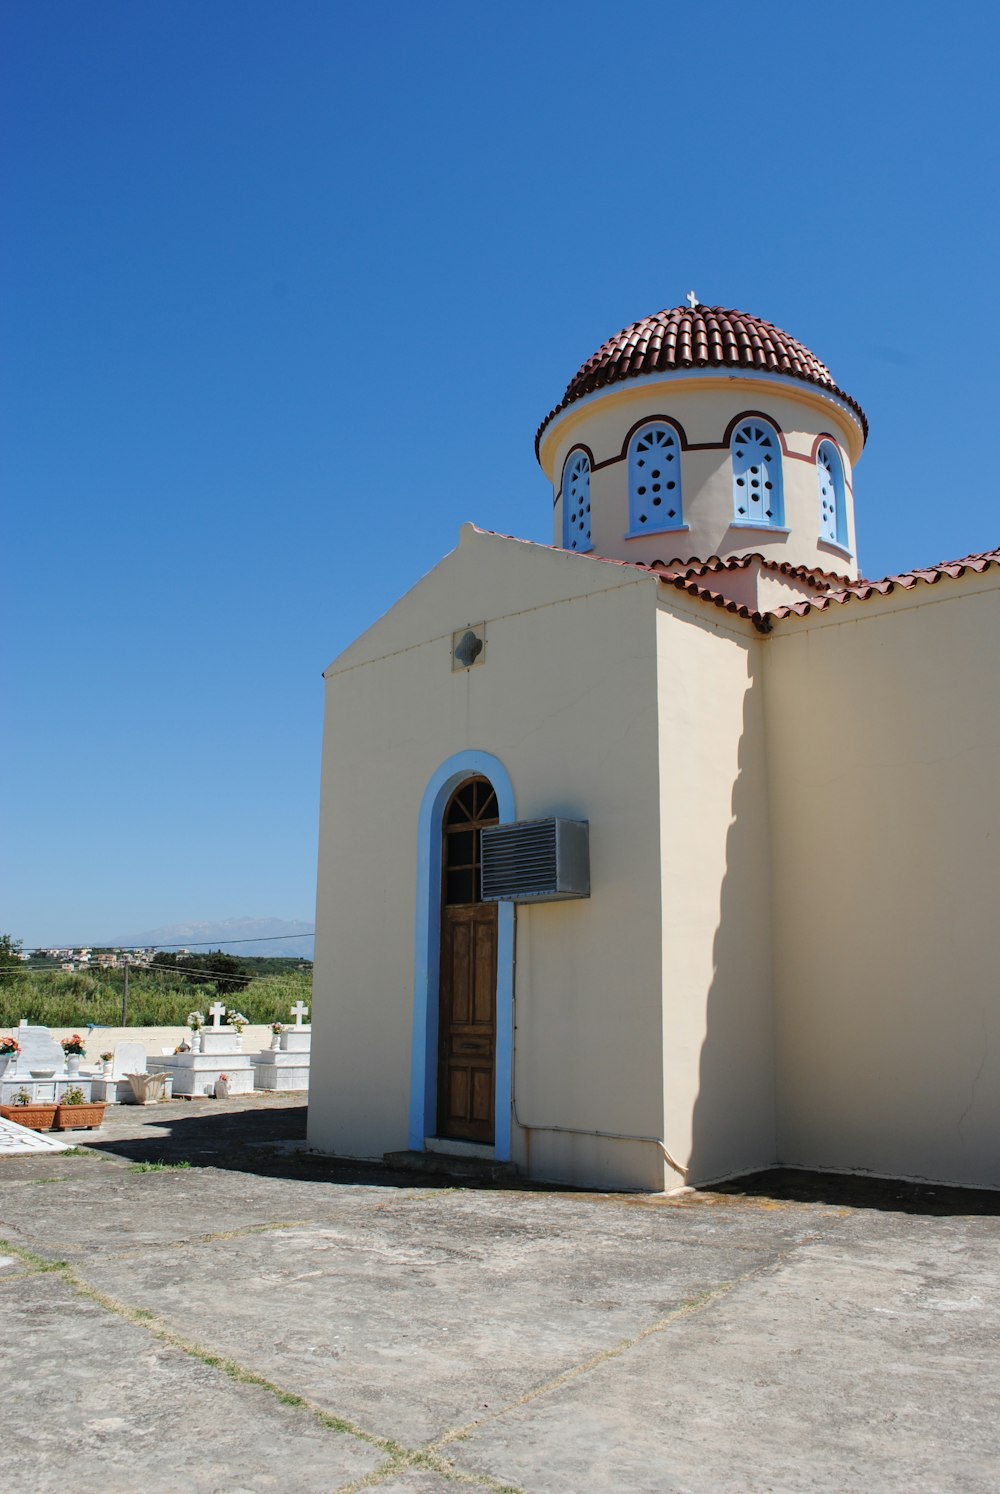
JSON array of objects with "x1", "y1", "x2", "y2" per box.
[
  {"x1": 55, "y1": 1102, "x2": 106, "y2": 1130},
  {"x1": 1, "y1": 1103, "x2": 59, "y2": 1131}
]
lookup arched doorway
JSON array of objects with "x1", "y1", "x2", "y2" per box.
[{"x1": 437, "y1": 775, "x2": 499, "y2": 1142}]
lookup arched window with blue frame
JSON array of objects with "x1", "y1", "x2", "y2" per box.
[
  {"x1": 627, "y1": 422, "x2": 683, "y2": 535},
  {"x1": 562, "y1": 449, "x2": 591, "y2": 552},
  {"x1": 817, "y1": 440, "x2": 848, "y2": 550},
  {"x1": 731, "y1": 419, "x2": 784, "y2": 527}
]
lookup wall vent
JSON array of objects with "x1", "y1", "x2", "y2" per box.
[{"x1": 480, "y1": 819, "x2": 590, "y2": 903}]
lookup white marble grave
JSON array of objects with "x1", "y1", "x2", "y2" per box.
[
  {"x1": 251, "y1": 1000, "x2": 312, "y2": 1091},
  {"x1": 148, "y1": 1002, "x2": 253, "y2": 1096},
  {"x1": 89, "y1": 1040, "x2": 149, "y2": 1104},
  {"x1": 0, "y1": 1024, "x2": 93, "y2": 1105}
]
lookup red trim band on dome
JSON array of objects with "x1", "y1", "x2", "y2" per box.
[{"x1": 535, "y1": 305, "x2": 868, "y2": 456}]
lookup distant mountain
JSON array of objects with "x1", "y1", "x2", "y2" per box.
[{"x1": 107, "y1": 917, "x2": 315, "y2": 960}]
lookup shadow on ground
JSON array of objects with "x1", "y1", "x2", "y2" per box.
[
  {"x1": 81, "y1": 1099, "x2": 562, "y2": 1192},
  {"x1": 78, "y1": 1097, "x2": 1000, "y2": 1213},
  {"x1": 715, "y1": 1166, "x2": 1000, "y2": 1216}
]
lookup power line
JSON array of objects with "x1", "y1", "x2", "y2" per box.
[
  {"x1": 0, "y1": 959, "x2": 297, "y2": 984},
  {"x1": 24, "y1": 932, "x2": 314, "y2": 953}
]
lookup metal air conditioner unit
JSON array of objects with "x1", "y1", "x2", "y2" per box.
[{"x1": 480, "y1": 818, "x2": 590, "y2": 903}]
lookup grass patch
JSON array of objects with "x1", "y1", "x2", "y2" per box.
[
  {"x1": 0, "y1": 1239, "x2": 70, "y2": 1273},
  {"x1": 61, "y1": 1146, "x2": 101, "y2": 1158},
  {"x1": 128, "y1": 1159, "x2": 192, "y2": 1173}
]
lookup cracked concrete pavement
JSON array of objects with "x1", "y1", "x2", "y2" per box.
[{"x1": 1, "y1": 1093, "x2": 997, "y2": 1492}]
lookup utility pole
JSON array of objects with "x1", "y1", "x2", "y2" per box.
[{"x1": 121, "y1": 955, "x2": 129, "y2": 1027}]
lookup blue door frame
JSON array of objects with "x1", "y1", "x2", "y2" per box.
[{"x1": 409, "y1": 750, "x2": 515, "y2": 1158}]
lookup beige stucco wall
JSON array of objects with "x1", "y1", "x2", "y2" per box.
[
  {"x1": 311, "y1": 529, "x2": 669, "y2": 1189},
  {"x1": 539, "y1": 374, "x2": 861, "y2": 579},
  {"x1": 766, "y1": 574, "x2": 1000, "y2": 1188},
  {"x1": 656, "y1": 597, "x2": 776, "y2": 1185}
]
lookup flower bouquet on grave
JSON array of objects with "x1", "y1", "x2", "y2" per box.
[
  {"x1": 226, "y1": 1011, "x2": 248, "y2": 1034},
  {"x1": 186, "y1": 1011, "x2": 205, "y2": 1031},
  {"x1": 269, "y1": 1021, "x2": 283, "y2": 1049},
  {"x1": 214, "y1": 1072, "x2": 231, "y2": 1099},
  {"x1": 0, "y1": 1036, "x2": 21, "y2": 1056},
  {"x1": 61, "y1": 1034, "x2": 86, "y2": 1074}
]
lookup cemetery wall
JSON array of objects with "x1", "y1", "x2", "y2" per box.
[{"x1": 0, "y1": 1025, "x2": 277, "y2": 1062}]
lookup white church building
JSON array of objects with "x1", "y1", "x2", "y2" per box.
[{"x1": 309, "y1": 301, "x2": 1000, "y2": 1193}]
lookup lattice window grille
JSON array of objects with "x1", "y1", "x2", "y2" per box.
[
  {"x1": 563, "y1": 451, "x2": 591, "y2": 551},
  {"x1": 733, "y1": 421, "x2": 782, "y2": 525},
  {"x1": 817, "y1": 441, "x2": 843, "y2": 545},
  {"x1": 630, "y1": 425, "x2": 681, "y2": 530}
]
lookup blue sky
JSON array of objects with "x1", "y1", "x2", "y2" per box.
[{"x1": 4, "y1": 1, "x2": 998, "y2": 948}]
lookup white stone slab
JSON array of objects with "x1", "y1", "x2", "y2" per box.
[
  {"x1": 199, "y1": 1030, "x2": 245, "y2": 1056},
  {"x1": 112, "y1": 1041, "x2": 147, "y2": 1079},
  {"x1": 1, "y1": 1075, "x2": 94, "y2": 1105},
  {"x1": 250, "y1": 1051, "x2": 310, "y2": 1090},
  {"x1": 88, "y1": 1076, "x2": 131, "y2": 1104},
  {"x1": 279, "y1": 1030, "x2": 311, "y2": 1053},
  {"x1": 148, "y1": 1054, "x2": 254, "y2": 1096},
  {"x1": 0, "y1": 1116, "x2": 70, "y2": 1154},
  {"x1": 8, "y1": 1025, "x2": 64, "y2": 1076}
]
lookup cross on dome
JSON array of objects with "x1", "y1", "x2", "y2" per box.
[{"x1": 686, "y1": 290, "x2": 698, "y2": 309}]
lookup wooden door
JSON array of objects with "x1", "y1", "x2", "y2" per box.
[{"x1": 437, "y1": 777, "x2": 499, "y2": 1143}]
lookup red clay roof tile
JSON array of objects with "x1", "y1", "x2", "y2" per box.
[
  {"x1": 536, "y1": 304, "x2": 868, "y2": 454},
  {"x1": 468, "y1": 528, "x2": 1000, "y2": 630}
]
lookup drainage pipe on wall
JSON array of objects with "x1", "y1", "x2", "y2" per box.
[{"x1": 508, "y1": 931, "x2": 688, "y2": 1184}]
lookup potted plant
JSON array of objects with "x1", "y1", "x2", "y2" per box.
[
  {"x1": 0, "y1": 1087, "x2": 59, "y2": 1131},
  {"x1": 60, "y1": 1033, "x2": 86, "y2": 1076},
  {"x1": 270, "y1": 1021, "x2": 283, "y2": 1051},
  {"x1": 214, "y1": 1072, "x2": 231, "y2": 1099},
  {"x1": 100, "y1": 1051, "x2": 114, "y2": 1075},
  {"x1": 55, "y1": 1084, "x2": 106, "y2": 1130},
  {"x1": 0, "y1": 1035, "x2": 20, "y2": 1077}
]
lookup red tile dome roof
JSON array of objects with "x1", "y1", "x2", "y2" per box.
[{"x1": 536, "y1": 304, "x2": 867, "y2": 453}]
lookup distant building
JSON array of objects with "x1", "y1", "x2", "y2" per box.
[{"x1": 311, "y1": 301, "x2": 999, "y2": 1192}]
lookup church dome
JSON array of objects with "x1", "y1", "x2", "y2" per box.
[{"x1": 536, "y1": 304, "x2": 868, "y2": 453}]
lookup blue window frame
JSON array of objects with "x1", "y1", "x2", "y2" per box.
[
  {"x1": 562, "y1": 449, "x2": 591, "y2": 552},
  {"x1": 628, "y1": 423, "x2": 683, "y2": 534},
  {"x1": 817, "y1": 440, "x2": 848, "y2": 549},
  {"x1": 732, "y1": 419, "x2": 784, "y2": 527}
]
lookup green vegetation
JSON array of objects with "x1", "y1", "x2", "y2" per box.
[
  {"x1": 0, "y1": 933, "x2": 25, "y2": 980},
  {"x1": 128, "y1": 1160, "x2": 193, "y2": 1172},
  {"x1": 0, "y1": 951, "x2": 311, "y2": 1028}
]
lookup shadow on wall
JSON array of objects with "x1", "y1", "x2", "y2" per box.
[{"x1": 686, "y1": 655, "x2": 777, "y2": 1187}]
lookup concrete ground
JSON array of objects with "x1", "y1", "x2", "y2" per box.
[{"x1": 1, "y1": 1095, "x2": 997, "y2": 1493}]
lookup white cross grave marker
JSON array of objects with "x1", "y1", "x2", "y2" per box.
[
  {"x1": 686, "y1": 289, "x2": 698, "y2": 310},
  {"x1": 208, "y1": 1000, "x2": 227, "y2": 1027},
  {"x1": 290, "y1": 1000, "x2": 309, "y2": 1027}
]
